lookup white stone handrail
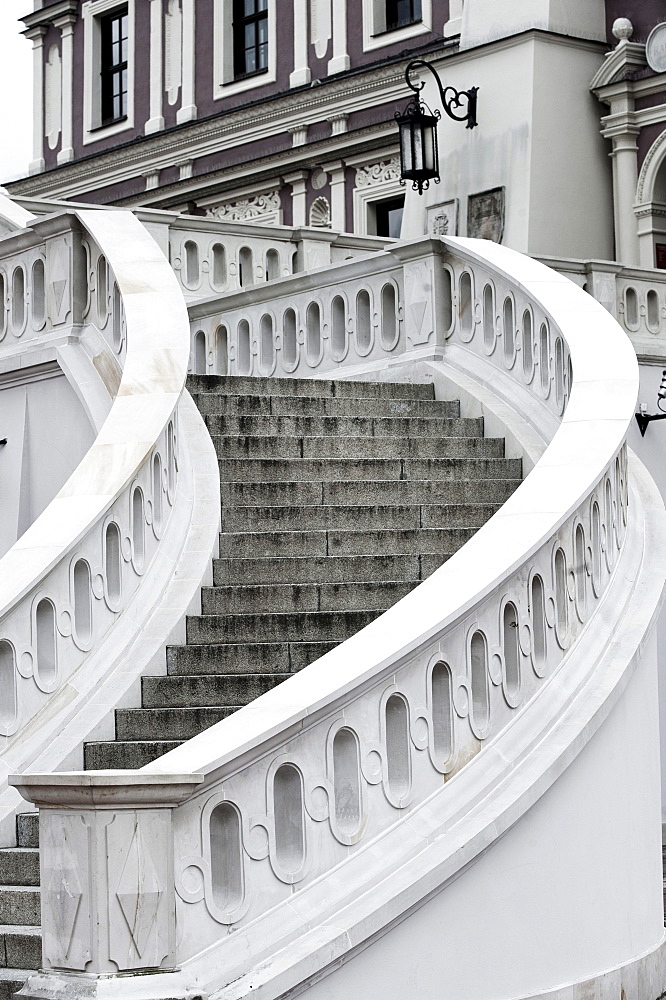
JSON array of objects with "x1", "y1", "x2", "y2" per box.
[
  {"x1": 0, "y1": 206, "x2": 190, "y2": 811},
  {"x1": 13, "y1": 236, "x2": 657, "y2": 1000}
]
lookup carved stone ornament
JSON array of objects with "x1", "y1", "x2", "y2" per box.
[
  {"x1": 467, "y1": 187, "x2": 505, "y2": 243},
  {"x1": 205, "y1": 191, "x2": 281, "y2": 224},
  {"x1": 646, "y1": 22, "x2": 666, "y2": 73},
  {"x1": 165, "y1": 0, "x2": 183, "y2": 106},
  {"x1": 427, "y1": 200, "x2": 458, "y2": 237},
  {"x1": 310, "y1": 0, "x2": 332, "y2": 59},
  {"x1": 355, "y1": 158, "x2": 401, "y2": 189},
  {"x1": 309, "y1": 196, "x2": 331, "y2": 228},
  {"x1": 44, "y1": 45, "x2": 62, "y2": 151}
]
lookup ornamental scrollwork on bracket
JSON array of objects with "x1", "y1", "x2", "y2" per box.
[{"x1": 355, "y1": 158, "x2": 402, "y2": 189}]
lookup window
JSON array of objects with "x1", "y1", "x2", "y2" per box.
[
  {"x1": 100, "y1": 7, "x2": 128, "y2": 124},
  {"x1": 385, "y1": 0, "x2": 422, "y2": 31},
  {"x1": 233, "y1": 0, "x2": 268, "y2": 79},
  {"x1": 373, "y1": 197, "x2": 405, "y2": 238}
]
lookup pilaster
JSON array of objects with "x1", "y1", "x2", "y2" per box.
[
  {"x1": 146, "y1": 0, "x2": 165, "y2": 134},
  {"x1": 177, "y1": 0, "x2": 197, "y2": 123},
  {"x1": 328, "y1": 0, "x2": 349, "y2": 75},
  {"x1": 323, "y1": 160, "x2": 346, "y2": 231},
  {"x1": 290, "y1": 0, "x2": 311, "y2": 87},
  {"x1": 24, "y1": 26, "x2": 47, "y2": 175},
  {"x1": 285, "y1": 170, "x2": 309, "y2": 227},
  {"x1": 53, "y1": 13, "x2": 75, "y2": 165}
]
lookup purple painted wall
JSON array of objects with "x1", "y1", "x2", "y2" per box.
[{"x1": 605, "y1": 0, "x2": 664, "y2": 44}]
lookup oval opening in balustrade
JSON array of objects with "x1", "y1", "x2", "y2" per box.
[
  {"x1": 31, "y1": 259, "x2": 45, "y2": 327},
  {"x1": 441, "y1": 266, "x2": 453, "y2": 333},
  {"x1": 167, "y1": 420, "x2": 176, "y2": 495},
  {"x1": 11, "y1": 267, "x2": 25, "y2": 332},
  {"x1": 331, "y1": 295, "x2": 346, "y2": 360},
  {"x1": 35, "y1": 598, "x2": 57, "y2": 685},
  {"x1": 152, "y1": 453, "x2": 163, "y2": 532},
  {"x1": 522, "y1": 309, "x2": 533, "y2": 378},
  {"x1": 574, "y1": 523, "x2": 586, "y2": 617},
  {"x1": 237, "y1": 319, "x2": 251, "y2": 375},
  {"x1": 0, "y1": 641, "x2": 17, "y2": 731},
  {"x1": 380, "y1": 282, "x2": 398, "y2": 350},
  {"x1": 265, "y1": 249, "x2": 280, "y2": 281},
  {"x1": 431, "y1": 661, "x2": 453, "y2": 765},
  {"x1": 624, "y1": 286, "x2": 638, "y2": 328},
  {"x1": 647, "y1": 289, "x2": 660, "y2": 332},
  {"x1": 554, "y1": 337, "x2": 565, "y2": 410},
  {"x1": 554, "y1": 546, "x2": 568, "y2": 642},
  {"x1": 591, "y1": 501, "x2": 601, "y2": 593},
  {"x1": 291, "y1": 250, "x2": 299, "y2": 274},
  {"x1": 273, "y1": 763, "x2": 305, "y2": 874},
  {"x1": 0, "y1": 273, "x2": 5, "y2": 338},
  {"x1": 283, "y1": 308, "x2": 297, "y2": 367},
  {"x1": 459, "y1": 271, "x2": 473, "y2": 337},
  {"x1": 212, "y1": 244, "x2": 227, "y2": 289},
  {"x1": 215, "y1": 325, "x2": 228, "y2": 374},
  {"x1": 112, "y1": 282, "x2": 122, "y2": 351},
  {"x1": 184, "y1": 240, "x2": 199, "y2": 287},
  {"x1": 356, "y1": 289, "x2": 371, "y2": 352},
  {"x1": 539, "y1": 322, "x2": 549, "y2": 392},
  {"x1": 332, "y1": 727, "x2": 361, "y2": 837},
  {"x1": 531, "y1": 574, "x2": 547, "y2": 670},
  {"x1": 306, "y1": 301, "x2": 321, "y2": 362},
  {"x1": 73, "y1": 559, "x2": 92, "y2": 644},
  {"x1": 210, "y1": 801, "x2": 244, "y2": 912},
  {"x1": 502, "y1": 602, "x2": 520, "y2": 698},
  {"x1": 260, "y1": 313, "x2": 275, "y2": 372},
  {"x1": 385, "y1": 693, "x2": 411, "y2": 800},
  {"x1": 96, "y1": 255, "x2": 108, "y2": 323},
  {"x1": 503, "y1": 296, "x2": 515, "y2": 366},
  {"x1": 132, "y1": 487, "x2": 145, "y2": 571},
  {"x1": 194, "y1": 330, "x2": 207, "y2": 374},
  {"x1": 605, "y1": 477, "x2": 615, "y2": 570},
  {"x1": 105, "y1": 521, "x2": 122, "y2": 603},
  {"x1": 483, "y1": 283, "x2": 495, "y2": 350},
  {"x1": 470, "y1": 630, "x2": 489, "y2": 731},
  {"x1": 239, "y1": 247, "x2": 253, "y2": 287}
]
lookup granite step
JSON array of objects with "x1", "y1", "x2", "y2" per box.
[
  {"x1": 16, "y1": 817, "x2": 38, "y2": 852},
  {"x1": 186, "y1": 374, "x2": 435, "y2": 399},
  {"x1": 204, "y1": 414, "x2": 484, "y2": 439},
  {"x1": 211, "y1": 434, "x2": 504, "y2": 460},
  {"x1": 194, "y1": 393, "x2": 460, "y2": 419},
  {"x1": 115, "y1": 706, "x2": 236, "y2": 741},
  {"x1": 0, "y1": 890, "x2": 39, "y2": 928},
  {"x1": 166, "y1": 640, "x2": 338, "y2": 676},
  {"x1": 217, "y1": 456, "x2": 521, "y2": 483},
  {"x1": 219, "y1": 478, "x2": 521, "y2": 508},
  {"x1": 217, "y1": 526, "x2": 474, "y2": 559},
  {"x1": 84, "y1": 741, "x2": 182, "y2": 771},
  {"x1": 185, "y1": 608, "x2": 382, "y2": 645},
  {"x1": 201, "y1": 580, "x2": 418, "y2": 615},
  {"x1": 142, "y1": 672, "x2": 293, "y2": 709},
  {"x1": 213, "y1": 554, "x2": 426, "y2": 586},
  {"x1": 0, "y1": 853, "x2": 39, "y2": 889},
  {"x1": 221, "y1": 502, "x2": 501, "y2": 533},
  {"x1": 0, "y1": 926, "x2": 41, "y2": 971},
  {"x1": 0, "y1": 968, "x2": 36, "y2": 1000}
]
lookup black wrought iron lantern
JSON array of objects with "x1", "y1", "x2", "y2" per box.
[
  {"x1": 396, "y1": 59, "x2": 479, "y2": 196},
  {"x1": 395, "y1": 97, "x2": 441, "y2": 195}
]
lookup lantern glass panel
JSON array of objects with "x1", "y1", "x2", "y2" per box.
[
  {"x1": 400, "y1": 122, "x2": 414, "y2": 173},
  {"x1": 423, "y1": 121, "x2": 437, "y2": 172}
]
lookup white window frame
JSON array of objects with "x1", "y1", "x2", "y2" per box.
[
  {"x1": 82, "y1": 0, "x2": 135, "y2": 145},
  {"x1": 362, "y1": 0, "x2": 432, "y2": 53},
  {"x1": 213, "y1": 0, "x2": 277, "y2": 101},
  {"x1": 353, "y1": 180, "x2": 405, "y2": 236}
]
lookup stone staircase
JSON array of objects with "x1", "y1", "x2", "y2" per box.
[{"x1": 0, "y1": 374, "x2": 523, "y2": 990}]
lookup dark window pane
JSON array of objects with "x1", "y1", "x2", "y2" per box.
[
  {"x1": 100, "y1": 7, "x2": 129, "y2": 124},
  {"x1": 375, "y1": 198, "x2": 405, "y2": 239}
]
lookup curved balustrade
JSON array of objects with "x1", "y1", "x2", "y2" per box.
[
  {"x1": 12, "y1": 236, "x2": 663, "y2": 1000},
  {"x1": 0, "y1": 205, "x2": 190, "y2": 770}
]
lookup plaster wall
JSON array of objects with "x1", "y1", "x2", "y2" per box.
[
  {"x1": 298, "y1": 628, "x2": 664, "y2": 1000},
  {"x1": 0, "y1": 368, "x2": 95, "y2": 559},
  {"x1": 460, "y1": 0, "x2": 607, "y2": 49},
  {"x1": 401, "y1": 35, "x2": 614, "y2": 260}
]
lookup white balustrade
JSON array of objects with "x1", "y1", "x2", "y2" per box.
[{"x1": 12, "y1": 236, "x2": 655, "y2": 1000}]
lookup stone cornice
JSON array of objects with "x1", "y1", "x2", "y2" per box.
[
  {"x1": 21, "y1": 0, "x2": 78, "y2": 32},
  {"x1": 590, "y1": 39, "x2": 647, "y2": 91}
]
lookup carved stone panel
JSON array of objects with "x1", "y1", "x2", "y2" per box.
[
  {"x1": 46, "y1": 236, "x2": 71, "y2": 327},
  {"x1": 165, "y1": 0, "x2": 183, "y2": 106},
  {"x1": 106, "y1": 810, "x2": 172, "y2": 971},
  {"x1": 41, "y1": 813, "x2": 92, "y2": 971},
  {"x1": 355, "y1": 158, "x2": 401, "y2": 189},
  {"x1": 45, "y1": 45, "x2": 62, "y2": 151},
  {"x1": 427, "y1": 200, "x2": 458, "y2": 237},
  {"x1": 310, "y1": 0, "x2": 332, "y2": 58},
  {"x1": 467, "y1": 187, "x2": 505, "y2": 243},
  {"x1": 205, "y1": 191, "x2": 281, "y2": 226},
  {"x1": 403, "y1": 259, "x2": 435, "y2": 346}
]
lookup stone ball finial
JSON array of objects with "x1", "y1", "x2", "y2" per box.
[{"x1": 612, "y1": 17, "x2": 633, "y2": 41}]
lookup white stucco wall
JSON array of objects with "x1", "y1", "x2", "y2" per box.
[
  {"x1": 459, "y1": 0, "x2": 607, "y2": 49},
  {"x1": 0, "y1": 368, "x2": 95, "y2": 558},
  {"x1": 297, "y1": 631, "x2": 664, "y2": 1000},
  {"x1": 401, "y1": 33, "x2": 614, "y2": 261}
]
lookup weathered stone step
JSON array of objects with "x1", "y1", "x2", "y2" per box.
[
  {"x1": 201, "y1": 580, "x2": 417, "y2": 615},
  {"x1": 0, "y1": 890, "x2": 39, "y2": 928},
  {"x1": 187, "y1": 374, "x2": 435, "y2": 400},
  {"x1": 194, "y1": 393, "x2": 459, "y2": 419},
  {"x1": 204, "y1": 414, "x2": 484, "y2": 439},
  {"x1": 0, "y1": 926, "x2": 41, "y2": 970},
  {"x1": 16, "y1": 817, "x2": 38, "y2": 852},
  {"x1": 218, "y1": 526, "x2": 473, "y2": 559},
  {"x1": 218, "y1": 457, "x2": 521, "y2": 483},
  {"x1": 84, "y1": 742, "x2": 181, "y2": 771},
  {"x1": 0, "y1": 968, "x2": 35, "y2": 1000},
  {"x1": 222, "y1": 502, "x2": 501, "y2": 533},
  {"x1": 186, "y1": 608, "x2": 382, "y2": 645},
  {"x1": 142, "y1": 672, "x2": 293, "y2": 709},
  {"x1": 115, "y1": 706, "x2": 236, "y2": 741},
  {"x1": 212, "y1": 435, "x2": 504, "y2": 460},
  {"x1": 213, "y1": 554, "x2": 425, "y2": 586},
  {"x1": 220, "y1": 478, "x2": 520, "y2": 508},
  {"x1": 0, "y1": 852, "x2": 39, "y2": 889},
  {"x1": 166, "y1": 640, "x2": 337, "y2": 676}
]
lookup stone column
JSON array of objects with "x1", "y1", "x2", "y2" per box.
[
  {"x1": 323, "y1": 160, "x2": 346, "y2": 232},
  {"x1": 290, "y1": 0, "x2": 311, "y2": 87},
  {"x1": 10, "y1": 772, "x2": 203, "y2": 1000},
  {"x1": 24, "y1": 26, "x2": 47, "y2": 175},
  {"x1": 285, "y1": 170, "x2": 309, "y2": 227},
  {"x1": 609, "y1": 128, "x2": 640, "y2": 266},
  {"x1": 146, "y1": 0, "x2": 165, "y2": 134},
  {"x1": 177, "y1": 0, "x2": 197, "y2": 123},
  {"x1": 54, "y1": 14, "x2": 75, "y2": 164},
  {"x1": 328, "y1": 0, "x2": 349, "y2": 75}
]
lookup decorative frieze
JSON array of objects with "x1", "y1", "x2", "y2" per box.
[
  {"x1": 205, "y1": 190, "x2": 282, "y2": 225},
  {"x1": 355, "y1": 157, "x2": 401, "y2": 188}
]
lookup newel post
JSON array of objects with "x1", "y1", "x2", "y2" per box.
[
  {"x1": 9, "y1": 772, "x2": 203, "y2": 1000},
  {"x1": 389, "y1": 238, "x2": 453, "y2": 354}
]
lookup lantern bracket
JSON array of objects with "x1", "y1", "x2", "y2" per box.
[{"x1": 404, "y1": 59, "x2": 478, "y2": 130}]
